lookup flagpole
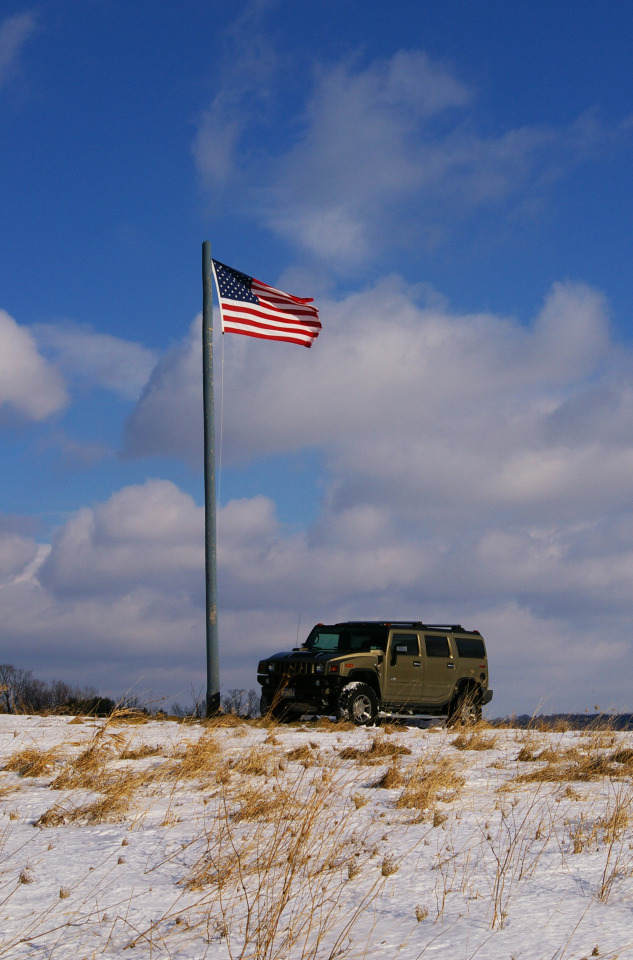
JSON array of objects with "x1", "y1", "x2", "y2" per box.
[{"x1": 202, "y1": 241, "x2": 220, "y2": 715}]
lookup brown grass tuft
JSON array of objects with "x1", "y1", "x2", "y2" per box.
[
  {"x1": 339, "y1": 736, "x2": 412, "y2": 764},
  {"x1": 229, "y1": 784, "x2": 297, "y2": 823},
  {"x1": 396, "y1": 756, "x2": 463, "y2": 821},
  {"x1": 230, "y1": 745, "x2": 281, "y2": 778},
  {"x1": 4, "y1": 745, "x2": 62, "y2": 778},
  {"x1": 286, "y1": 744, "x2": 318, "y2": 766},
  {"x1": 314, "y1": 716, "x2": 355, "y2": 731},
  {"x1": 611, "y1": 747, "x2": 633, "y2": 768},
  {"x1": 515, "y1": 743, "x2": 626, "y2": 784},
  {"x1": 372, "y1": 760, "x2": 407, "y2": 789},
  {"x1": 452, "y1": 728, "x2": 498, "y2": 751},
  {"x1": 169, "y1": 732, "x2": 223, "y2": 780},
  {"x1": 38, "y1": 767, "x2": 147, "y2": 826}
]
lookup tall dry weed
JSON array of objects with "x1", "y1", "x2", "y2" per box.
[{"x1": 167, "y1": 768, "x2": 386, "y2": 960}]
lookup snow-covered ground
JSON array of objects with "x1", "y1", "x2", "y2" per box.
[{"x1": 1, "y1": 713, "x2": 633, "y2": 959}]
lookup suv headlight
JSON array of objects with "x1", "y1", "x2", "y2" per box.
[
  {"x1": 315, "y1": 664, "x2": 324, "y2": 673},
  {"x1": 268, "y1": 664, "x2": 275, "y2": 673}
]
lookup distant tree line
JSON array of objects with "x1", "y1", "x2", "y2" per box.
[
  {"x1": 0, "y1": 664, "x2": 115, "y2": 716},
  {"x1": 171, "y1": 688, "x2": 260, "y2": 719},
  {"x1": 0, "y1": 664, "x2": 261, "y2": 719}
]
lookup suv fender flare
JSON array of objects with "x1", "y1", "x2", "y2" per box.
[{"x1": 346, "y1": 671, "x2": 380, "y2": 698}]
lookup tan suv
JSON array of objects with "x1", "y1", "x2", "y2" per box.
[{"x1": 257, "y1": 620, "x2": 492, "y2": 724}]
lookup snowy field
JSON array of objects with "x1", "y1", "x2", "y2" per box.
[{"x1": 1, "y1": 713, "x2": 633, "y2": 960}]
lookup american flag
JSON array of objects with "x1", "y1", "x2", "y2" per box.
[{"x1": 211, "y1": 259, "x2": 321, "y2": 348}]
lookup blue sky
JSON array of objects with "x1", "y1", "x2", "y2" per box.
[{"x1": 1, "y1": 0, "x2": 633, "y2": 715}]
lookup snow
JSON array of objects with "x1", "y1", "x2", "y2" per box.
[{"x1": 1, "y1": 714, "x2": 633, "y2": 959}]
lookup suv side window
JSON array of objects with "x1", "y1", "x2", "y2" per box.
[
  {"x1": 425, "y1": 635, "x2": 450, "y2": 658},
  {"x1": 391, "y1": 633, "x2": 420, "y2": 656}
]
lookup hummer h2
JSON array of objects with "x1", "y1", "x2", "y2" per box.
[{"x1": 257, "y1": 620, "x2": 492, "y2": 725}]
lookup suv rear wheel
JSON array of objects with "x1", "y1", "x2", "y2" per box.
[
  {"x1": 337, "y1": 682, "x2": 378, "y2": 726},
  {"x1": 447, "y1": 687, "x2": 482, "y2": 726}
]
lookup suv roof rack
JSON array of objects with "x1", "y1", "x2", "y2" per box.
[{"x1": 335, "y1": 620, "x2": 470, "y2": 632}]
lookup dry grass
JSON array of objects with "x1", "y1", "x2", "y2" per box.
[
  {"x1": 119, "y1": 743, "x2": 164, "y2": 760},
  {"x1": 3, "y1": 745, "x2": 62, "y2": 777},
  {"x1": 452, "y1": 726, "x2": 498, "y2": 751},
  {"x1": 396, "y1": 755, "x2": 463, "y2": 821},
  {"x1": 37, "y1": 767, "x2": 148, "y2": 826},
  {"x1": 286, "y1": 743, "x2": 319, "y2": 766},
  {"x1": 168, "y1": 731, "x2": 223, "y2": 780},
  {"x1": 228, "y1": 783, "x2": 298, "y2": 823},
  {"x1": 229, "y1": 745, "x2": 281, "y2": 778},
  {"x1": 339, "y1": 736, "x2": 412, "y2": 764},
  {"x1": 515, "y1": 747, "x2": 625, "y2": 784},
  {"x1": 4, "y1": 713, "x2": 633, "y2": 958},
  {"x1": 372, "y1": 760, "x2": 407, "y2": 790},
  {"x1": 172, "y1": 768, "x2": 385, "y2": 960}
]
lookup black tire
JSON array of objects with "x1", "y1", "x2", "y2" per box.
[
  {"x1": 337, "y1": 682, "x2": 379, "y2": 726},
  {"x1": 447, "y1": 687, "x2": 482, "y2": 727}
]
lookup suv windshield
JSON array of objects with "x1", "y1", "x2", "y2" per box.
[{"x1": 303, "y1": 624, "x2": 387, "y2": 653}]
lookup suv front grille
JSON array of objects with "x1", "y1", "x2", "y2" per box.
[{"x1": 268, "y1": 660, "x2": 315, "y2": 677}]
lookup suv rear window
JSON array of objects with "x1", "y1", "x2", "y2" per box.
[{"x1": 455, "y1": 636, "x2": 486, "y2": 659}]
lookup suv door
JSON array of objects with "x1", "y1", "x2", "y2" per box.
[
  {"x1": 422, "y1": 633, "x2": 456, "y2": 703},
  {"x1": 382, "y1": 631, "x2": 422, "y2": 706}
]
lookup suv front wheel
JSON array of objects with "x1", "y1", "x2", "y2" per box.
[{"x1": 337, "y1": 682, "x2": 378, "y2": 726}]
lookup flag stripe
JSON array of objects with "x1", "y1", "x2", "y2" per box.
[
  {"x1": 222, "y1": 318, "x2": 318, "y2": 341},
  {"x1": 222, "y1": 325, "x2": 314, "y2": 347},
  {"x1": 221, "y1": 303, "x2": 321, "y2": 330}
]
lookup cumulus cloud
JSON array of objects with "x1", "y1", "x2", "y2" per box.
[
  {"x1": 0, "y1": 309, "x2": 67, "y2": 420},
  {"x1": 121, "y1": 317, "x2": 202, "y2": 464},
  {"x1": 0, "y1": 479, "x2": 206, "y2": 696},
  {"x1": 0, "y1": 531, "x2": 38, "y2": 582},
  {"x1": 122, "y1": 277, "x2": 627, "y2": 528},
  {"x1": 0, "y1": 11, "x2": 37, "y2": 90},
  {"x1": 39, "y1": 478, "x2": 204, "y2": 597},
  {"x1": 34, "y1": 321, "x2": 158, "y2": 400}
]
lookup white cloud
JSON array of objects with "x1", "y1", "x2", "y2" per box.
[
  {"x1": 34, "y1": 321, "x2": 158, "y2": 400},
  {"x1": 112, "y1": 272, "x2": 633, "y2": 714},
  {"x1": 0, "y1": 309, "x2": 67, "y2": 420},
  {"x1": 0, "y1": 11, "x2": 37, "y2": 90},
  {"x1": 192, "y1": 0, "x2": 280, "y2": 190},
  {"x1": 39, "y1": 478, "x2": 204, "y2": 597},
  {"x1": 195, "y1": 46, "x2": 619, "y2": 266},
  {"x1": 121, "y1": 317, "x2": 202, "y2": 464},
  {"x1": 122, "y1": 277, "x2": 626, "y2": 527},
  {"x1": 0, "y1": 531, "x2": 38, "y2": 581}
]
